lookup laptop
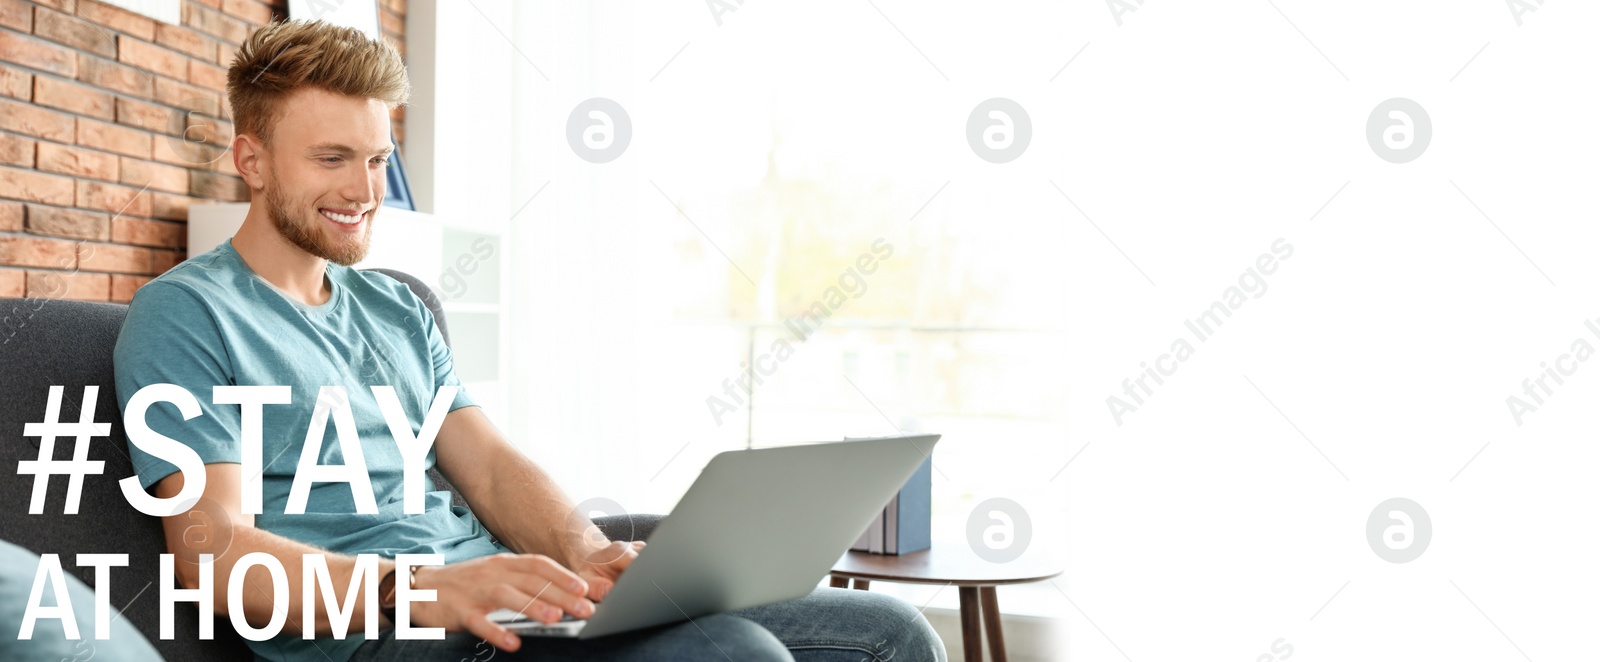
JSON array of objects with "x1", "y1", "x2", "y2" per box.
[{"x1": 486, "y1": 434, "x2": 941, "y2": 638}]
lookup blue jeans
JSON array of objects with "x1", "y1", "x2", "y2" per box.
[{"x1": 349, "y1": 586, "x2": 946, "y2": 662}]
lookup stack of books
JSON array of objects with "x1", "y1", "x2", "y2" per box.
[{"x1": 850, "y1": 456, "x2": 932, "y2": 555}]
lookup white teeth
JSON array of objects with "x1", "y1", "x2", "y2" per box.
[{"x1": 322, "y1": 210, "x2": 361, "y2": 225}]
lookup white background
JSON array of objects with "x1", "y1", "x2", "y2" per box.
[{"x1": 419, "y1": 1, "x2": 1600, "y2": 659}]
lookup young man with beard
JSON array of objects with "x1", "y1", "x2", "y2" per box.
[{"x1": 112, "y1": 19, "x2": 944, "y2": 662}]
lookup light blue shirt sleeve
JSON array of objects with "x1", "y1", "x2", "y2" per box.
[
  {"x1": 114, "y1": 281, "x2": 245, "y2": 490},
  {"x1": 413, "y1": 290, "x2": 476, "y2": 414}
]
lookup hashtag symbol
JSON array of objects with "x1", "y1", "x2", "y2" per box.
[{"x1": 18, "y1": 386, "x2": 111, "y2": 514}]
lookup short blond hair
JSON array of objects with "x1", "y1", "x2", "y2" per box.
[{"x1": 226, "y1": 19, "x2": 410, "y2": 147}]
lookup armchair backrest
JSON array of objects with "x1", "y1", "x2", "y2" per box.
[
  {"x1": 0, "y1": 297, "x2": 251, "y2": 660},
  {"x1": 0, "y1": 268, "x2": 450, "y2": 659}
]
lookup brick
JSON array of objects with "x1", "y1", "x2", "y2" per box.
[
  {"x1": 117, "y1": 36, "x2": 188, "y2": 80},
  {"x1": 154, "y1": 76, "x2": 217, "y2": 116},
  {"x1": 217, "y1": 41, "x2": 234, "y2": 67},
  {"x1": 77, "y1": 53, "x2": 153, "y2": 97},
  {"x1": 189, "y1": 169, "x2": 246, "y2": 201},
  {"x1": 203, "y1": 117, "x2": 232, "y2": 147},
  {"x1": 115, "y1": 96, "x2": 173, "y2": 133},
  {"x1": 188, "y1": 116, "x2": 235, "y2": 152},
  {"x1": 0, "y1": 234, "x2": 76, "y2": 269},
  {"x1": 0, "y1": 62, "x2": 28, "y2": 99},
  {"x1": 211, "y1": 151, "x2": 238, "y2": 176},
  {"x1": 150, "y1": 191, "x2": 195, "y2": 220},
  {"x1": 34, "y1": 7, "x2": 117, "y2": 58},
  {"x1": 27, "y1": 269, "x2": 110, "y2": 301},
  {"x1": 192, "y1": 0, "x2": 220, "y2": 8},
  {"x1": 119, "y1": 156, "x2": 188, "y2": 194},
  {"x1": 219, "y1": 0, "x2": 271, "y2": 26},
  {"x1": 31, "y1": 0, "x2": 73, "y2": 10},
  {"x1": 152, "y1": 122, "x2": 228, "y2": 167},
  {"x1": 77, "y1": 118, "x2": 151, "y2": 159},
  {"x1": 0, "y1": 132, "x2": 31, "y2": 167},
  {"x1": 112, "y1": 215, "x2": 183, "y2": 248},
  {"x1": 76, "y1": 0, "x2": 155, "y2": 42},
  {"x1": 189, "y1": 58, "x2": 226, "y2": 91},
  {"x1": 25, "y1": 203, "x2": 109, "y2": 241},
  {"x1": 0, "y1": 29, "x2": 77, "y2": 77},
  {"x1": 0, "y1": 97, "x2": 75, "y2": 143},
  {"x1": 33, "y1": 75, "x2": 114, "y2": 120},
  {"x1": 0, "y1": 267, "x2": 21, "y2": 296},
  {"x1": 0, "y1": 165, "x2": 74, "y2": 205},
  {"x1": 183, "y1": 3, "x2": 249, "y2": 43},
  {"x1": 76, "y1": 241, "x2": 149, "y2": 274},
  {"x1": 150, "y1": 248, "x2": 183, "y2": 273},
  {"x1": 382, "y1": 0, "x2": 406, "y2": 16},
  {"x1": 0, "y1": 0, "x2": 30, "y2": 32},
  {"x1": 76, "y1": 179, "x2": 152, "y2": 217},
  {"x1": 150, "y1": 129, "x2": 185, "y2": 164},
  {"x1": 110, "y1": 273, "x2": 150, "y2": 302},
  {"x1": 0, "y1": 199, "x2": 20, "y2": 231},
  {"x1": 154, "y1": 22, "x2": 213, "y2": 60},
  {"x1": 181, "y1": 113, "x2": 233, "y2": 151},
  {"x1": 36, "y1": 143, "x2": 118, "y2": 181}
]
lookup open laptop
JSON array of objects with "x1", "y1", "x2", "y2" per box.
[{"x1": 486, "y1": 434, "x2": 941, "y2": 639}]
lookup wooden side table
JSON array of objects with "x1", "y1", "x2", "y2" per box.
[{"x1": 829, "y1": 545, "x2": 1062, "y2": 662}]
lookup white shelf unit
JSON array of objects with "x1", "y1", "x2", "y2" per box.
[{"x1": 187, "y1": 203, "x2": 509, "y2": 425}]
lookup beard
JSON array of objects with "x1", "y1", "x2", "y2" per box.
[{"x1": 263, "y1": 172, "x2": 374, "y2": 266}]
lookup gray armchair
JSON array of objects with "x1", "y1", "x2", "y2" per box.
[{"x1": 0, "y1": 269, "x2": 658, "y2": 660}]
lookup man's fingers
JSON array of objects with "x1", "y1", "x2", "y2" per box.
[
  {"x1": 464, "y1": 611, "x2": 520, "y2": 652},
  {"x1": 505, "y1": 554, "x2": 586, "y2": 591},
  {"x1": 587, "y1": 540, "x2": 640, "y2": 567},
  {"x1": 604, "y1": 541, "x2": 642, "y2": 570},
  {"x1": 486, "y1": 554, "x2": 599, "y2": 618},
  {"x1": 502, "y1": 574, "x2": 594, "y2": 619},
  {"x1": 583, "y1": 576, "x2": 613, "y2": 602},
  {"x1": 606, "y1": 550, "x2": 637, "y2": 572},
  {"x1": 491, "y1": 583, "x2": 563, "y2": 624},
  {"x1": 581, "y1": 543, "x2": 644, "y2": 601}
]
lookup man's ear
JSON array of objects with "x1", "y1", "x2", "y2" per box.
[{"x1": 234, "y1": 134, "x2": 267, "y2": 191}]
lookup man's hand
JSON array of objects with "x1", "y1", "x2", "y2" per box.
[
  {"x1": 571, "y1": 540, "x2": 646, "y2": 602},
  {"x1": 409, "y1": 553, "x2": 595, "y2": 652}
]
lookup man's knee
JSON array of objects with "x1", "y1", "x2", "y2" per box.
[
  {"x1": 824, "y1": 589, "x2": 946, "y2": 661},
  {"x1": 693, "y1": 614, "x2": 794, "y2": 661}
]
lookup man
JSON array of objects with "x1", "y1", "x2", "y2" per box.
[{"x1": 114, "y1": 19, "x2": 945, "y2": 662}]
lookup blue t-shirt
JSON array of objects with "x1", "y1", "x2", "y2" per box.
[{"x1": 113, "y1": 239, "x2": 504, "y2": 662}]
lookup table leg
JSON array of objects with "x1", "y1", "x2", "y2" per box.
[
  {"x1": 980, "y1": 586, "x2": 1007, "y2": 662},
  {"x1": 851, "y1": 579, "x2": 871, "y2": 591},
  {"x1": 958, "y1": 587, "x2": 983, "y2": 662},
  {"x1": 829, "y1": 575, "x2": 848, "y2": 589}
]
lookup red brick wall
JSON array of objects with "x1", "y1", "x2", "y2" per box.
[{"x1": 0, "y1": 0, "x2": 408, "y2": 302}]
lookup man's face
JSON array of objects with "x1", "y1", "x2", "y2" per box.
[{"x1": 258, "y1": 87, "x2": 393, "y2": 266}]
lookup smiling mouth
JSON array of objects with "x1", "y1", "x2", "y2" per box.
[{"x1": 320, "y1": 208, "x2": 365, "y2": 226}]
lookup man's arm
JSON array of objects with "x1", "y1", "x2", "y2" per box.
[
  {"x1": 154, "y1": 462, "x2": 596, "y2": 651},
  {"x1": 432, "y1": 406, "x2": 603, "y2": 571},
  {"x1": 156, "y1": 464, "x2": 392, "y2": 637}
]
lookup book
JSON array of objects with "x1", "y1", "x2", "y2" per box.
[
  {"x1": 851, "y1": 523, "x2": 871, "y2": 552},
  {"x1": 886, "y1": 457, "x2": 932, "y2": 555},
  {"x1": 885, "y1": 492, "x2": 899, "y2": 554},
  {"x1": 841, "y1": 436, "x2": 932, "y2": 555},
  {"x1": 867, "y1": 509, "x2": 884, "y2": 554}
]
